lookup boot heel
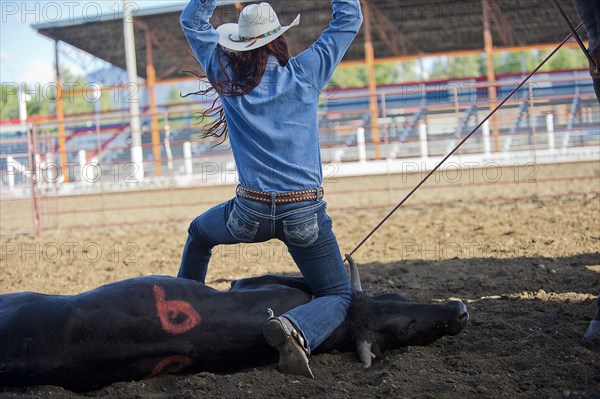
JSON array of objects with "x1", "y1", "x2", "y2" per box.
[
  {"x1": 262, "y1": 317, "x2": 314, "y2": 379},
  {"x1": 263, "y1": 318, "x2": 288, "y2": 347}
]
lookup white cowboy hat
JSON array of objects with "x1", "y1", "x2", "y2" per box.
[{"x1": 216, "y1": 2, "x2": 300, "y2": 52}]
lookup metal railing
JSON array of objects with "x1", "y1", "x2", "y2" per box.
[{"x1": 1, "y1": 71, "x2": 598, "y2": 236}]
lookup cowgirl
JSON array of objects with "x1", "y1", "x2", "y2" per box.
[{"x1": 179, "y1": 0, "x2": 363, "y2": 377}]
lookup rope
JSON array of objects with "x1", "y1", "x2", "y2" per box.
[{"x1": 345, "y1": 23, "x2": 583, "y2": 263}]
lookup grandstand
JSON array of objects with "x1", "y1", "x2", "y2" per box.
[
  {"x1": 2, "y1": 69, "x2": 597, "y2": 190},
  {"x1": 1, "y1": 0, "x2": 598, "y2": 199}
]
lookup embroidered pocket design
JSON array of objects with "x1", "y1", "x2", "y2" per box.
[
  {"x1": 283, "y1": 214, "x2": 319, "y2": 247},
  {"x1": 227, "y1": 206, "x2": 260, "y2": 242}
]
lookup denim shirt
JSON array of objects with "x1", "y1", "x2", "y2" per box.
[{"x1": 181, "y1": 0, "x2": 363, "y2": 193}]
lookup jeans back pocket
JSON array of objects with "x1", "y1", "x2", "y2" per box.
[
  {"x1": 227, "y1": 205, "x2": 260, "y2": 243},
  {"x1": 283, "y1": 213, "x2": 319, "y2": 247}
]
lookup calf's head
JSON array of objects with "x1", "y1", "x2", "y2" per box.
[{"x1": 346, "y1": 256, "x2": 469, "y2": 368}]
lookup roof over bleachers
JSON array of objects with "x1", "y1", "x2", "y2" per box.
[{"x1": 33, "y1": 0, "x2": 585, "y2": 81}]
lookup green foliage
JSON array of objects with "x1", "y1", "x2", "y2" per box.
[
  {"x1": 0, "y1": 68, "x2": 109, "y2": 121},
  {"x1": 430, "y1": 55, "x2": 486, "y2": 79},
  {"x1": 330, "y1": 60, "x2": 420, "y2": 88},
  {"x1": 379, "y1": 61, "x2": 419, "y2": 83},
  {"x1": 60, "y1": 71, "x2": 95, "y2": 116},
  {"x1": 167, "y1": 86, "x2": 187, "y2": 104},
  {"x1": 493, "y1": 49, "x2": 588, "y2": 75},
  {"x1": 0, "y1": 83, "x2": 57, "y2": 120},
  {"x1": 494, "y1": 51, "x2": 537, "y2": 75},
  {"x1": 0, "y1": 84, "x2": 20, "y2": 120},
  {"x1": 541, "y1": 48, "x2": 589, "y2": 72},
  {"x1": 2, "y1": 48, "x2": 590, "y2": 122},
  {"x1": 329, "y1": 65, "x2": 368, "y2": 88},
  {"x1": 430, "y1": 49, "x2": 588, "y2": 80}
]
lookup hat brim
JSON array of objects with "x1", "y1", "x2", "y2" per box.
[{"x1": 216, "y1": 14, "x2": 300, "y2": 52}]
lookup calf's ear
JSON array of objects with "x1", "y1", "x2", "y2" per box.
[{"x1": 356, "y1": 339, "x2": 373, "y2": 368}]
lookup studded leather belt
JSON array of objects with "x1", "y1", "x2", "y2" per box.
[{"x1": 236, "y1": 186, "x2": 324, "y2": 204}]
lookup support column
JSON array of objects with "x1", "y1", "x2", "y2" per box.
[
  {"x1": 482, "y1": 0, "x2": 500, "y2": 152},
  {"x1": 546, "y1": 113, "x2": 555, "y2": 153},
  {"x1": 418, "y1": 122, "x2": 428, "y2": 160},
  {"x1": 145, "y1": 28, "x2": 162, "y2": 177},
  {"x1": 124, "y1": 0, "x2": 144, "y2": 182},
  {"x1": 55, "y1": 41, "x2": 68, "y2": 181},
  {"x1": 7, "y1": 156, "x2": 16, "y2": 190},
  {"x1": 183, "y1": 142, "x2": 193, "y2": 175},
  {"x1": 18, "y1": 89, "x2": 28, "y2": 126},
  {"x1": 356, "y1": 127, "x2": 367, "y2": 163},
  {"x1": 361, "y1": 0, "x2": 381, "y2": 160},
  {"x1": 482, "y1": 120, "x2": 492, "y2": 156}
]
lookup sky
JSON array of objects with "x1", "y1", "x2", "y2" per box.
[{"x1": 0, "y1": 0, "x2": 188, "y2": 86}]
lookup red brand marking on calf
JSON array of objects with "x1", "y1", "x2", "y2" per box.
[
  {"x1": 152, "y1": 355, "x2": 192, "y2": 376},
  {"x1": 153, "y1": 285, "x2": 201, "y2": 334}
]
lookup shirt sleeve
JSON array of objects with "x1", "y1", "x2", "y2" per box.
[
  {"x1": 180, "y1": 0, "x2": 222, "y2": 79},
  {"x1": 291, "y1": 0, "x2": 363, "y2": 91}
]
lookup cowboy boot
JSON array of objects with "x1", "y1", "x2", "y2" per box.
[{"x1": 263, "y1": 316, "x2": 314, "y2": 379}]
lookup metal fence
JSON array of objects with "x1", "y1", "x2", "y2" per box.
[{"x1": 1, "y1": 71, "x2": 599, "y2": 236}]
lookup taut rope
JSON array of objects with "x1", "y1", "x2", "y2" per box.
[{"x1": 345, "y1": 23, "x2": 584, "y2": 264}]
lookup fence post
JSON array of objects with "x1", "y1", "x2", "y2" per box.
[
  {"x1": 164, "y1": 115, "x2": 174, "y2": 175},
  {"x1": 482, "y1": 120, "x2": 492, "y2": 156},
  {"x1": 78, "y1": 150, "x2": 87, "y2": 184},
  {"x1": 183, "y1": 142, "x2": 193, "y2": 175},
  {"x1": 419, "y1": 122, "x2": 428, "y2": 160},
  {"x1": 90, "y1": 157, "x2": 100, "y2": 184},
  {"x1": 7, "y1": 156, "x2": 16, "y2": 190},
  {"x1": 28, "y1": 125, "x2": 42, "y2": 237},
  {"x1": 546, "y1": 113, "x2": 555, "y2": 153},
  {"x1": 45, "y1": 152, "x2": 55, "y2": 189},
  {"x1": 34, "y1": 153, "x2": 42, "y2": 184},
  {"x1": 356, "y1": 127, "x2": 367, "y2": 163}
]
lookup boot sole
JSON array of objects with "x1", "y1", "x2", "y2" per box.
[{"x1": 264, "y1": 319, "x2": 314, "y2": 379}]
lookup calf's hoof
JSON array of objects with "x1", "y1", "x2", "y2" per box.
[{"x1": 263, "y1": 316, "x2": 314, "y2": 379}]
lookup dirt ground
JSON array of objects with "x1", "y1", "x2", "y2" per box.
[{"x1": 1, "y1": 162, "x2": 599, "y2": 398}]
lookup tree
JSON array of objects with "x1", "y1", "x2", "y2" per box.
[
  {"x1": 542, "y1": 48, "x2": 588, "y2": 72},
  {"x1": 430, "y1": 56, "x2": 449, "y2": 79},
  {"x1": 58, "y1": 69, "x2": 95, "y2": 116},
  {"x1": 0, "y1": 83, "x2": 55, "y2": 121},
  {"x1": 391, "y1": 60, "x2": 419, "y2": 82},
  {"x1": 329, "y1": 65, "x2": 368, "y2": 88},
  {"x1": 0, "y1": 84, "x2": 20, "y2": 121},
  {"x1": 430, "y1": 55, "x2": 485, "y2": 79},
  {"x1": 494, "y1": 51, "x2": 538, "y2": 75},
  {"x1": 329, "y1": 60, "x2": 421, "y2": 89}
]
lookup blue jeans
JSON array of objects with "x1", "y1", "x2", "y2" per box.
[
  {"x1": 573, "y1": 0, "x2": 600, "y2": 101},
  {"x1": 178, "y1": 194, "x2": 351, "y2": 353}
]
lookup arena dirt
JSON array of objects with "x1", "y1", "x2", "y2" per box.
[{"x1": 1, "y1": 169, "x2": 599, "y2": 398}]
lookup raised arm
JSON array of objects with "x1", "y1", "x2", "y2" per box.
[
  {"x1": 180, "y1": 0, "x2": 221, "y2": 79},
  {"x1": 292, "y1": 0, "x2": 363, "y2": 91}
]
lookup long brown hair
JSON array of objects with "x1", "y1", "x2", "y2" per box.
[{"x1": 183, "y1": 36, "x2": 290, "y2": 145}]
